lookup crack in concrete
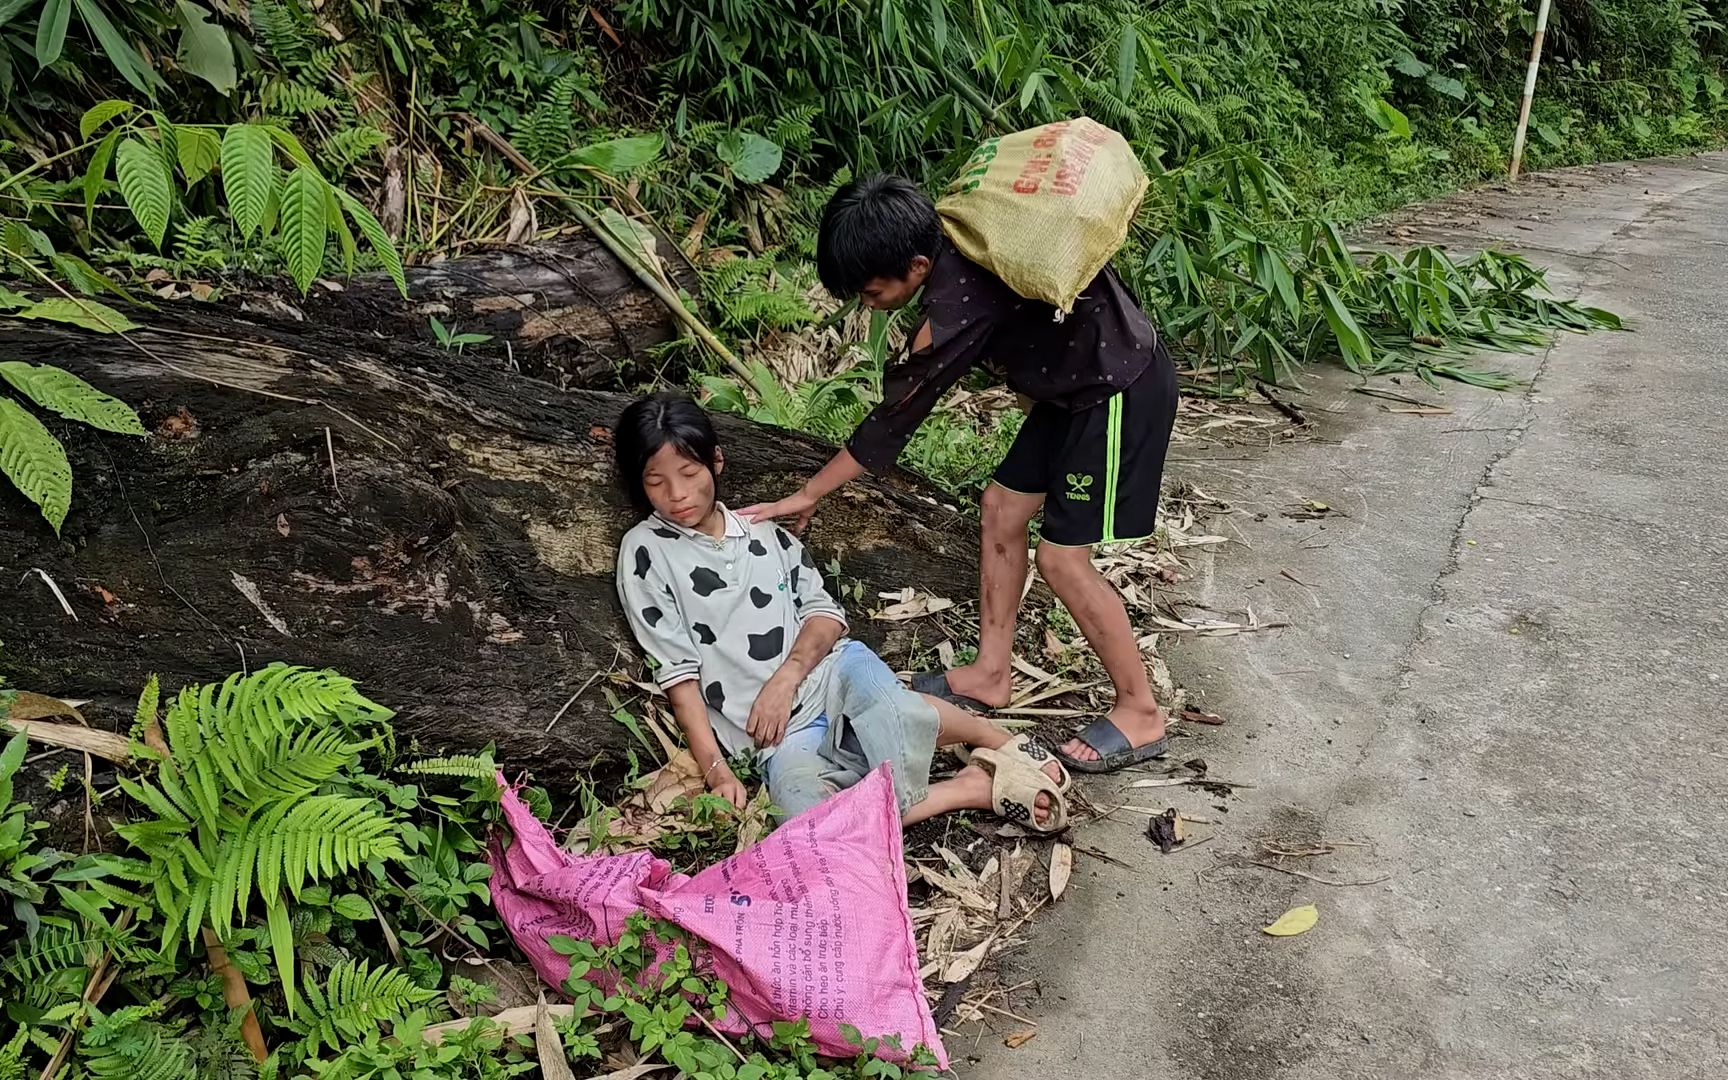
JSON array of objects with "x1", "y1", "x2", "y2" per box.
[{"x1": 1334, "y1": 170, "x2": 1726, "y2": 782}]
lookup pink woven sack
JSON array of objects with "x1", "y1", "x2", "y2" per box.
[{"x1": 489, "y1": 764, "x2": 946, "y2": 1068}]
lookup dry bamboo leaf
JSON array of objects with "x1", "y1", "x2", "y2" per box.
[
  {"x1": 1262, "y1": 904, "x2": 1319, "y2": 937},
  {"x1": 919, "y1": 867, "x2": 992, "y2": 913},
  {"x1": 943, "y1": 935, "x2": 994, "y2": 983},
  {"x1": 1004, "y1": 1029, "x2": 1039, "y2": 1049},
  {"x1": 1048, "y1": 843, "x2": 1073, "y2": 901},
  {"x1": 535, "y1": 996, "x2": 577, "y2": 1080},
  {"x1": 927, "y1": 908, "x2": 960, "y2": 961}
]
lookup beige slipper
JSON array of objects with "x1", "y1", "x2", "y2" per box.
[
  {"x1": 956, "y1": 735, "x2": 1072, "y2": 794},
  {"x1": 971, "y1": 746, "x2": 1069, "y2": 834}
]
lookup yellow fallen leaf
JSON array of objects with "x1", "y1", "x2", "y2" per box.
[
  {"x1": 1004, "y1": 1028, "x2": 1038, "y2": 1049},
  {"x1": 1262, "y1": 903, "x2": 1318, "y2": 936}
]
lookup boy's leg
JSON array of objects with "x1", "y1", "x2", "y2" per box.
[
  {"x1": 944, "y1": 404, "x2": 1064, "y2": 707},
  {"x1": 1037, "y1": 352, "x2": 1179, "y2": 762},
  {"x1": 1036, "y1": 542, "x2": 1166, "y2": 758}
]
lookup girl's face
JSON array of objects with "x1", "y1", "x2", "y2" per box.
[{"x1": 641, "y1": 442, "x2": 722, "y2": 527}]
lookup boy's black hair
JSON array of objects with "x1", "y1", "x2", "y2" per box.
[
  {"x1": 613, "y1": 392, "x2": 720, "y2": 514},
  {"x1": 816, "y1": 173, "x2": 940, "y2": 298}
]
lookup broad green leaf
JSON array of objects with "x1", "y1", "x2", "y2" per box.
[
  {"x1": 115, "y1": 137, "x2": 174, "y2": 249},
  {"x1": 1115, "y1": 23, "x2": 1138, "y2": 99},
  {"x1": 0, "y1": 287, "x2": 26, "y2": 310},
  {"x1": 73, "y1": 0, "x2": 166, "y2": 94},
  {"x1": 278, "y1": 166, "x2": 327, "y2": 294},
  {"x1": 1425, "y1": 72, "x2": 1465, "y2": 100},
  {"x1": 0, "y1": 396, "x2": 72, "y2": 533},
  {"x1": 1392, "y1": 51, "x2": 1431, "y2": 78},
  {"x1": 174, "y1": 1, "x2": 235, "y2": 95},
  {"x1": 84, "y1": 127, "x2": 122, "y2": 221},
  {"x1": 331, "y1": 893, "x2": 371, "y2": 920},
  {"x1": 565, "y1": 133, "x2": 665, "y2": 177},
  {"x1": 0, "y1": 361, "x2": 146, "y2": 436},
  {"x1": 80, "y1": 98, "x2": 135, "y2": 140},
  {"x1": 176, "y1": 125, "x2": 221, "y2": 186},
  {"x1": 715, "y1": 131, "x2": 782, "y2": 184},
  {"x1": 335, "y1": 190, "x2": 407, "y2": 298},
  {"x1": 34, "y1": 0, "x2": 71, "y2": 68},
  {"x1": 221, "y1": 123, "x2": 276, "y2": 240},
  {"x1": 15, "y1": 297, "x2": 140, "y2": 333},
  {"x1": 1261, "y1": 903, "x2": 1318, "y2": 936}
]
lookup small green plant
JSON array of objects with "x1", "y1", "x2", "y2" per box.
[{"x1": 428, "y1": 316, "x2": 494, "y2": 352}]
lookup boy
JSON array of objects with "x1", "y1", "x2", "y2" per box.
[
  {"x1": 612, "y1": 392, "x2": 1066, "y2": 827},
  {"x1": 740, "y1": 174, "x2": 1177, "y2": 774}
]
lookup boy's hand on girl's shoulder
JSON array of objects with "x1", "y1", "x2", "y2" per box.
[
  {"x1": 736, "y1": 489, "x2": 818, "y2": 534},
  {"x1": 746, "y1": 667, "x2": 798, "y2": 747}
]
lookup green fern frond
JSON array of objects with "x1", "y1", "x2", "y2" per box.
[
  {"x1": 251, "y1": 0, "x2": 313, "y2": 67},
  {"x1": 80, "y1": 1008, "x2": 194, "y2": 1080},
  {"x1": 288, "y1": 960, "x2": 440, "y2": 1055},
  {"x1": 399, "y1": 754, "x2": 496, "y2": 778},
  {"x1": 262, "y1": 78, "x2": 337, "y2": 117},
  {"x1": 321, "y1": 125, "x2": 387, "y2": 174}
]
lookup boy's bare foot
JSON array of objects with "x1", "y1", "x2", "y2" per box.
[
  {"x1": 1059, "y1": 701, "x2": 1167, "y2": 763},
  {"x1": 942, "y1": 662, "x2": 1013, "y2": 708}
]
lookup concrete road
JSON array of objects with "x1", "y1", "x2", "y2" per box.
[{"x1": 971, "y1": 154, "x2": 1728, "y2": 1080}]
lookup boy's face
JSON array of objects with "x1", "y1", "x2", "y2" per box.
[
  {"x1": 857, "y1": 255, "x2": 931, "y2": 311},
  {"x1": 642, "y1": 443, "x2": 723, "y2": 527}
]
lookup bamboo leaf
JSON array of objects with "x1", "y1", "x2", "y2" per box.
[
  {"x1": 1319, "y1": 282, "x2": 1371, "y2": 371},
  {"x1": 926, "y1": 0, "x2": 947, "y2": 52},
  {"x1": 115, "y1": 137, "x2": 174, "y2": 249},
  {"x1": 221, "y1": 123, "x2": 276, "y2": 241},
  {"x1": 1116, "y1": 23, "x2": 1138, "y2": 99},
  {"x1": 34, "y1": 0, "x2": 71, "y2": 69},
  {"x1": 0, "y1": 361, "x2": 145, "y2": 436},
  {"x1": 0, "y1": 397, "x2": 72, "y2": 533},
  {"x1": 84, "y1": 127, "x2": 122, "y2": 222},
  {"x1": 72, "y1": 0, "x2": 165, "y2": 94}
]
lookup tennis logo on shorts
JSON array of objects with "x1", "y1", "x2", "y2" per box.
[{"x1": 1064, "y1": 472, "x2": 1094, "y2": 502}]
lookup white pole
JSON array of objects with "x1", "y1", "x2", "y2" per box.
[{"x1": 1508, "y1": 0, "x2": 1555, "y2": 180}]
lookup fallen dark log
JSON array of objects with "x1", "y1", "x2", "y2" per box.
[
  {"x1": 220, "y1": 235, "x2": 695, "y2": 390},
  {"x1": 0, "y1": 270, "x2": 977, "y2": 781}
]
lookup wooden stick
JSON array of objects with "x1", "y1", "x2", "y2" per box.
[
  {"x1": 1508, "y1": 0, "x2": 1554, "y2": 180},
  {"x1": 203, "y1": 927, "x2": 269, "y2": 1061}
]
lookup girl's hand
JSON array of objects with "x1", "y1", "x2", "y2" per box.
[
  {"x1": 737, "y1": 489, "x2": 818, "y2": 534},
  {"x1": 746, "y1": 668, "x2": 798, "y2": 747},
  {"x1": 707, "y1": 762, "x2": 748, "y2": 810}
]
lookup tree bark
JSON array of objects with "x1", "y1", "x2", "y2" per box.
[{"x1": 0, "y1": 258, "x2": 978, "y2": 781}]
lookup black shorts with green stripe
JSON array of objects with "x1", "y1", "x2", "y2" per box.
[{"x1": 993, "y1": 344, "x2": 1177, "y2": 547}]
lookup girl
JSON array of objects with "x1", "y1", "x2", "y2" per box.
[{"x1": 612, "y1": 391, "x2": 1068, "y2": 829}]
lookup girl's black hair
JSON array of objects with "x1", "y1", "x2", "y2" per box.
[
  {"x1": 816, "y1": 173, "x2": 940, "y2": 298},
  {"x1": 613, "y1": 392, "x2": 721, "y2": 513}
]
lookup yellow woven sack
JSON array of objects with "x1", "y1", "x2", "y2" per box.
[{"x1": 936, "y1": 117, "x2": 1147, "y2": 314}]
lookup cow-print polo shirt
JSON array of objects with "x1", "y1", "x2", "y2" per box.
[{"x1": 615, "y1": 504, "x2": 849, "y2": 760}]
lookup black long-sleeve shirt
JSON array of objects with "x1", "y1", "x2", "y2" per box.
[{"x1": 847, "y1": 237, "x2": 1160, "y2": 472}]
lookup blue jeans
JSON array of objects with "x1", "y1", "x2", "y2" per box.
[{"x1": 762, "y1": 641, "x2": 939, "y2": 820}]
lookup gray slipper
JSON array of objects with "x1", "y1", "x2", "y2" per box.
[
  {"x1": 908, "y1": 670, "x2": 992, "y2": 712},
  {"x1": 1056, "y1": 716, "x2": 1169, "y2": 774}
]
